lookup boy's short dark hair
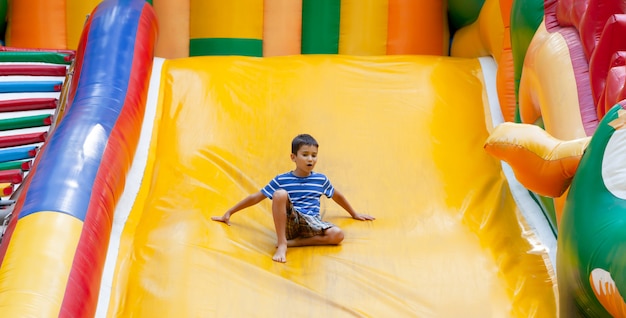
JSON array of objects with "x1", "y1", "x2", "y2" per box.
[{"x1": 292, "y1": 134, "x2": 318, "y2": 154}]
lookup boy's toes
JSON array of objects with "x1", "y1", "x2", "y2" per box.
[
  {"x1": 272, "y1": 253, "x2": 286, "y2": 263},
  {"x1": 273, "y1": 246, "x2": 287, "y2": 263},
  {"x1": 272, "y1": 255, "x2": 286, "y2": 263}
]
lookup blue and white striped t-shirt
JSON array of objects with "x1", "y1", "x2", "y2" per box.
[{"x1": 261, "y1": 171, "x2": 334, "y2": 217}]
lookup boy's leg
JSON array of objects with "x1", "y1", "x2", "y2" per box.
[
  {"x1": 288, "y1": 226, "x2": 344, "y2": 247},
  {"x1": 271, "y1": 189, "x2": 289, "y2": 262}
]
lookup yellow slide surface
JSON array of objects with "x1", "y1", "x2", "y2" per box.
[{"x1": 106, "y1": 55, "x2": 555, "y2": 317}]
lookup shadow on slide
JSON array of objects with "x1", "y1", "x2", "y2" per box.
[{"x1": 103, "y1": 55, "x2": 556, "y2": 317}]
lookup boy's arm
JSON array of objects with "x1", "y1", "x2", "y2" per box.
[
  {"x1": 212, "y1": 191, "x2": 267, "y2": 225},
  {"x1": 331, "y1": 190, "x2": 375, "y2": 221}
]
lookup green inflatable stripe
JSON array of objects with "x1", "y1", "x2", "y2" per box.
[
  {"x1": 189, "y1": 38, "x2": 262, "y2": 57},
  {"x1": 0, "y1": 159, "x2": 30, "y2": 171},
  {"x1": 302, "y1": 0, "x2": 340, "y2": 54},
  {"x1": 447, "y1": 0, "x2": 485, "y2": 33},
  {"x1": 0, "y1": 114, "x2": 51, "y2": 131},
  {"x1": 0, "y1": 52, "x2": 72, "y2": 64},
  {"x1": 511, "y1": 0, "x2": 544, "y2": 123},
  {"x1": 0, "y1": 0, "x2": 6, "y2": 41}
]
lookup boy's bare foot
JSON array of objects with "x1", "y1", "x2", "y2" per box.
[{"x1": 273, "y1": 244, "x2": 287, "y2": 263}]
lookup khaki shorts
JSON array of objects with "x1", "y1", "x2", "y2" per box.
[{"x1": 286, "y1": 204, "x2": 334, "y2": 240}]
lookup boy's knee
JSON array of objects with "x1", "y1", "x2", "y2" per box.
[
  {"x1": 326, "y1": 227, "x2": 344, "y2": 244},
  {"x1": 273, "y1": 189, "x2": 289, "y2": 204},
  {"x1": 272, "y1": 190, "x2": 290, "y2": 214},
  {"x1": 273, "y1": 189, "x2": 288, "y2": 200}
]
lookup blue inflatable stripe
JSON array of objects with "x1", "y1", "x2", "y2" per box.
[
  {"x1": 0, "y1": 146, "x2": 37, "y2": 163},
  {"x1": 19, "y1": 0, "x2": 145, "y2": 221},
  {"x1": 0, "y1": 81, "x2": 63, "y2": 93}
]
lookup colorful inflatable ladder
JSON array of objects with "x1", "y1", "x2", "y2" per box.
[{"x1": 0, "y1": 47, "x2": 74, "y2": 242}]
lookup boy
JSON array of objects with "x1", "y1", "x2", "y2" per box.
[{"x1": 212, "y1": 134, "x2": 375, "y2": 263}]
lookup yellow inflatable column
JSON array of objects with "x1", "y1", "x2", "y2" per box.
[
  {"x1": 190, "y1": 0, "x2": 263, "y2": 57},
  {"x1": 66, "y1": 0, "x2": 101, "y2": 50},
  {"x1": 339, "y1": 0, "x2": 388, "y2": 55}
]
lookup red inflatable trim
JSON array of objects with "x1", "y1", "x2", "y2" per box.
[
  {"x1": 0, "y1": 98, "x2": 57, "y2": 112},
  {"x1": 0, "y1": 132, "x2": 47, "y2": 148},
  {"x1": 0, "y1": 64, "x2": 67, "y2": 76},
  {"x1": 0, "y1": 170, "x2": 23, "y2": 184}
]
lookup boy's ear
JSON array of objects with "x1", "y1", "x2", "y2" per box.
[{"x1": 290, "y1": 153, "x2": 296, "y2": 161}]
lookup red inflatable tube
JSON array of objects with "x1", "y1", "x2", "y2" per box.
[
  {"x1": 0, "y1": 98, "x2": 57, "y2": 112},
  {"x1": 0, "y1": 132, "x2": 47, "y2": 148},
  {"x1": 0, "y1": 64, "x2": 68, "y2": 76},
  {"x1": 20, "y1": 160, "x2": 32, "y2": 171},
  {"x1": 0, "y1": 170, "x2": 23, "y2": 184}
]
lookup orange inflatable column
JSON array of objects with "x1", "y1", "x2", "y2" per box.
[
  {"x1": 387, "y1": 0, "x2": 447, "y2": 55},
  {"x1": 263, "y1": 0, "x2": 302, "y2": 56},
  {"x1": 6, "y1": 0, "x2": 67, "y2": 49},
  {"x1": 154, "y1": 0, "x2": 189, "y2": 58},
  {"x1": 496, "y1": 0, "x2": 517, "y2": 122}
]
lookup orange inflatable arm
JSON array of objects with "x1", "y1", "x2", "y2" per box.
[{"x1": 484, "y1": 122, "x2": 590, "y2": 198}]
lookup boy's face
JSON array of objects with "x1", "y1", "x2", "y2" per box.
[{"x1": 291, "y1": 144, "x2": 318, "y2": 176}]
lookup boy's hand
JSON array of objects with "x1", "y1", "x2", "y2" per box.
[
  {"x1": 211, "y1": 212, "x2": 231, "y2": 225},
  {"x1": 352, "y1": 213, "x2": 375, "y2": 221}
]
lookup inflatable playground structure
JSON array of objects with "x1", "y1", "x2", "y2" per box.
[{"x1": 1, "y1": 0, "x2": 626, "y2": 317}]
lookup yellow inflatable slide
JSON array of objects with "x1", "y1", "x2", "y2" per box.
[{"x1": 96, "y1": 55, "x2": 556, "y2": 317}]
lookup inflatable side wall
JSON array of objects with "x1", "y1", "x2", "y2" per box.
[{"x1": 0, "y1": 0, "x2": 157, "y2": 316}]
